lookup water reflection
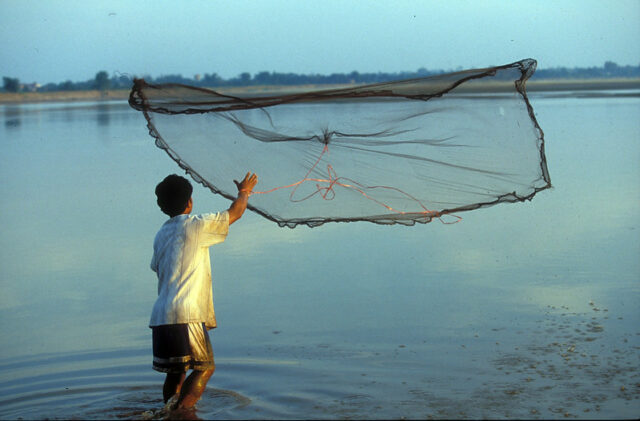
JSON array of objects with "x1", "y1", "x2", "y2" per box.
[
  {"x1": 0, "y1": 101, "x2": 138, "y2": 128},
  {"x1": 3, "y1": 106, "x2": 21, "y2": 129},
  {"x1": 0, "y1": 95, "x2": 638, "y2": 419},
  {"x1": 96, "y1": 103, "x2": 111, "y2": 126}
]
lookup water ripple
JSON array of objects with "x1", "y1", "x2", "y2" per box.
[{"x1": 0, "y1": 348, "x2": 250, "y2": 420}]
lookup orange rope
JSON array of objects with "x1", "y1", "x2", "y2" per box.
[{"x1": 251, "y1": 145, "x2": 461, "y2": 224}]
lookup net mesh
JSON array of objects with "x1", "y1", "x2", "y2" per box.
[{"x1": 129, "y1": 58, "x2": 550, "y2": 228}]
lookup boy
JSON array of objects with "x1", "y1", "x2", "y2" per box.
[{"x1": 150, "y1": 172, "x2": 258, "y2": 410}]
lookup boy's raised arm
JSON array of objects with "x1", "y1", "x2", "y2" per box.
[{"x1": 228, "y1": 172, "x2": 258, "y2": 225}]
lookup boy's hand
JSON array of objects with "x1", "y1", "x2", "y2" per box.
[
  {"x1": 228, "y1": 173, "x2": 258, "y2": 225},
  {"x1": 233, "y1": 172, "x2": 258, "y2": 194}
]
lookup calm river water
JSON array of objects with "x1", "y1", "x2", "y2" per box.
[{"x1": 0, "y1": 91, "x2": 638, "y2": 419}]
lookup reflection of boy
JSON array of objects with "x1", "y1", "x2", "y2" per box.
[{"x1": 150, "y1": 172, "x2": 258, "y2": 410}]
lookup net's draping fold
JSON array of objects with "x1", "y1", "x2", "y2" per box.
[{"x1": 130, "y1": 58, "x2": 550, "y2": 228}]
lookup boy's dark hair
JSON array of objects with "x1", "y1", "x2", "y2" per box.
[{"x1": 155, "y1": 174, "x2": 193, "y2": 217}]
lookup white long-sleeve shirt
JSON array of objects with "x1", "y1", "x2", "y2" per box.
[{"x1": 150, "y1": 211, "x2": 229, "y2": 329}]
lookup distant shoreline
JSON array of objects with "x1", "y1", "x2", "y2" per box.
[{"x1": 1, "y1": 78, "x2": 639, "y2": 104}]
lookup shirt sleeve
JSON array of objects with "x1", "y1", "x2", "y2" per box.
[
  {"x1": 150, "y1": 236, "x2": 159, "y2": 272},
  {"x1": 197, "y1": 211, "x2": 229, "y2": 247}
]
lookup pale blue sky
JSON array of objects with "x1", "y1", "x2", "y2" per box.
[{"x1": 1, "y1": 0, "x2": 639, "y2": 84}]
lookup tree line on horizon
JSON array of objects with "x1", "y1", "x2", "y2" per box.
[{"x1": 3, "y1": 61, "x2": 639, "y2": 93}]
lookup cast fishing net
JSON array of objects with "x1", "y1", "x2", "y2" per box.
[{"x1": 129, "y1": 58, "x2": 550, "y2": 228}]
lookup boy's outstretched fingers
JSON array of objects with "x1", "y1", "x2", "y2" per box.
[
  {"x1": 233, "y1": 172, "x2": 258, "y2": 193},
  {"x1": 233, "y1": 173, "x2": 249, "y2": 190}
]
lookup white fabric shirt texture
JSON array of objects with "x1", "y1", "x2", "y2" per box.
[{"x1": 150, "y1": 211, "x2": 229, "y2": 329}]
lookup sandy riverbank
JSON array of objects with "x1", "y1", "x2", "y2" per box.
[{"x1": 1, "y1": 78, "x2": 639, "y2": 104}]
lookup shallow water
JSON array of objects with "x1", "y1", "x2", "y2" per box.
[{"x1": 0, "y1": 92, "x2": 638, "y2": 419}]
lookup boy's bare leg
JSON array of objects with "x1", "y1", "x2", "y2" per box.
[
  {"x1": 164, "y1": 372, "x2": 186, "y2": 403},
  {"x1": 175, "y1": 367, "x2": 215, "y2": 409}
]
